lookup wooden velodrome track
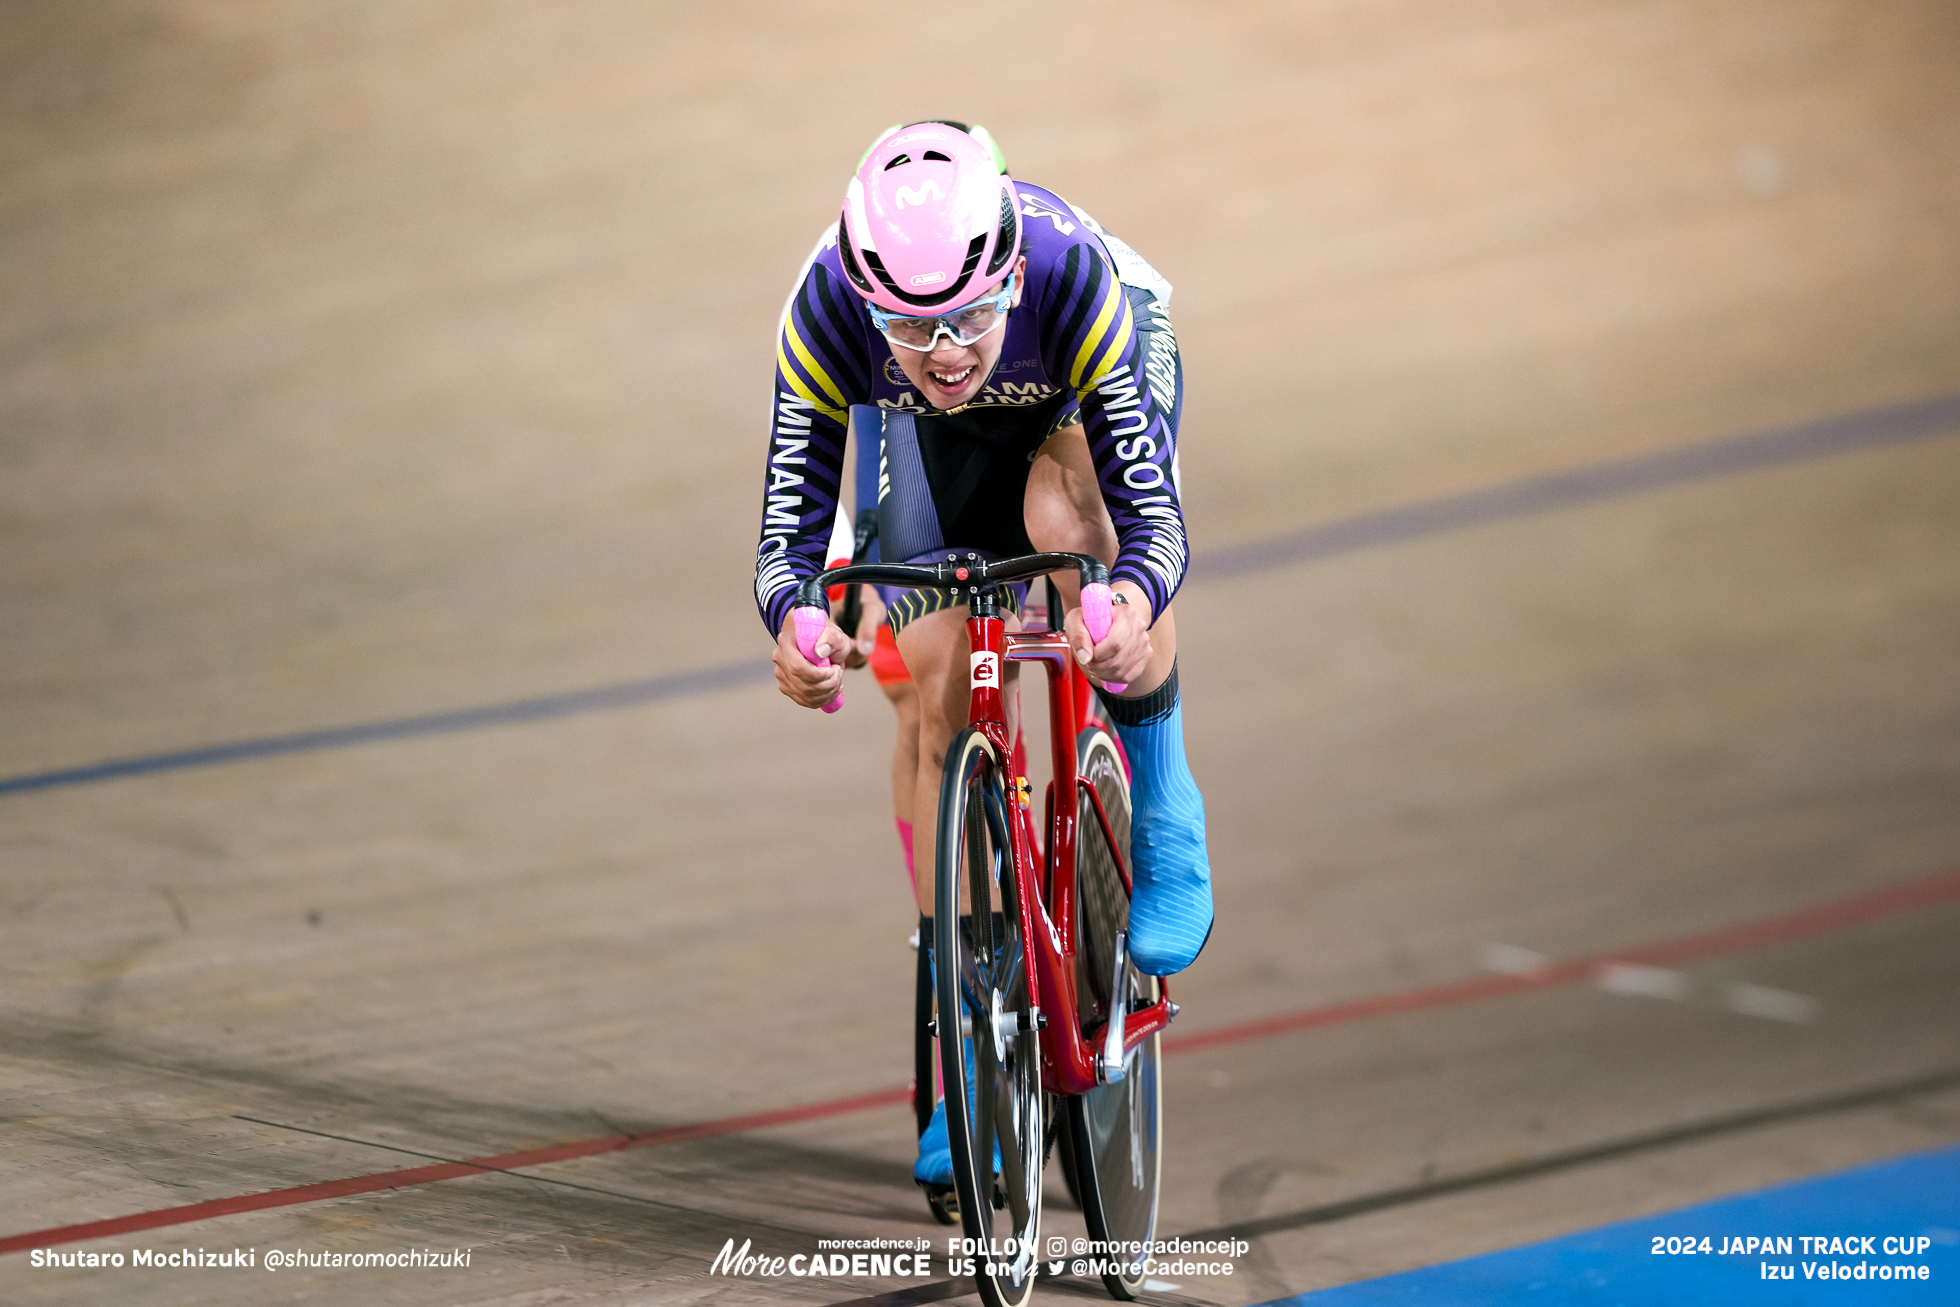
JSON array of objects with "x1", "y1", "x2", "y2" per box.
[{"x1": 3, "y1": 2, "x2": 1957, "y2": 1303}]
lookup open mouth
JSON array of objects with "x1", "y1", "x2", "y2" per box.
[{"x1": 929, "y1": 366, "x2": 975, "y2": 389}]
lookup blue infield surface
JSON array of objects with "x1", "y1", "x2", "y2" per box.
[{"x1": 1268, "y1": 1141, "x2": 1960, "y2": 1304}]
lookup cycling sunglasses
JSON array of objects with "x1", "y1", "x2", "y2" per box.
[{"x1": 868, "y1": 274, "x2": 1017, "y2": 352}]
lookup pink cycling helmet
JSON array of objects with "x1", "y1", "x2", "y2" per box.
[{"x1": 838, "y1": 124, "x2": 1021, "y2": 313}]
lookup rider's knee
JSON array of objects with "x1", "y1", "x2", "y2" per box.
[{"x1": 1025, "y1": 503, "x2": 1117, "y2": 563}]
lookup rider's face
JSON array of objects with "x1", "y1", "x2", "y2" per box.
[{"x1": 886, "y1": 259, "x2": 1025, "y2": 410}]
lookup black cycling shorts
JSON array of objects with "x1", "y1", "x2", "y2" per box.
[
  {"x1": 870, "y1": 388, "x2": 1074, "y2": 634},
  {"x1": 871, "y1": 286, "x2": 1181, "y2": 635}
]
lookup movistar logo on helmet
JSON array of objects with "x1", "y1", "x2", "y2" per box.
[{"x1": 894, "y1": 180, "x2": 945, "y2": 209}]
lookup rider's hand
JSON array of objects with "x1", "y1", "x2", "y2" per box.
[
  {"x1": 774, "y1": 610, "x2": 849, "y2": 709},
  {"x1": 1065, "y1": 580, "x2": 1153, "y2": 689}
]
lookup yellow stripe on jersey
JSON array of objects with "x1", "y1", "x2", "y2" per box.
[
  {"x1": 1068, "y1": 262, "x2": 1125, "y2": 389},
  {"x1": 775, "y1": 337, "x2": 847, "y2": 421},
  {"x1": 784, "y1": 320, "x2": 848, "y2": 410},
  {"x1": 1079, "y1": 296, "x2": 1135, "y2": 392}
]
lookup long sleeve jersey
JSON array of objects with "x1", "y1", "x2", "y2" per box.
[{"x1": 754, "y1": 181, "x2": 1187, "y2": 637}]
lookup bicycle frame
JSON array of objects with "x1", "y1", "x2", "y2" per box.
[{"x1": 791, "y1": 552, "x2": 1174, "y2": 1098}]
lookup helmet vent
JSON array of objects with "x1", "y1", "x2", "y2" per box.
[
  {"x1": 985, "y1": 184, "x2": 1020, "y2": 278},
  {"x1": 883, "y1": 154, "x2": 911, "y2": 170},
  {"x1": 923, "y1": 150, "x2": 951, "y2": 161},
  {"x1": 837, "y1": 210, "x2": 873, "y2": 293}
]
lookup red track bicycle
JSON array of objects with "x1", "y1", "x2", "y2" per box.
[{"x1": 791, "y1": 551, "x2": 1178, "y2": 1307}]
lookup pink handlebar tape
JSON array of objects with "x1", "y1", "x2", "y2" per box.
[
  {"x1": 1079, "y1": 583, "x2": 1127, "y2": 694},
  {"x1": 792, "y1": 606, "x2": 843, "y2": 714}
]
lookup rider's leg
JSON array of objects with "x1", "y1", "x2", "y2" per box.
[
  {"x1": 1026, "y1": 425, "x2": 1212, "y2": 976},
  {"x1": 899, "y1": 604, "x2": 1033, "y2": 1192},
  {"x1": 872, "y1": 626, "x2": 921, "y2": 893},
  {"x1": 900, "y1": 614, "x2": 1008, "y2": 1186},
  {"x1": 877, "y1": 405, "x2": 1047, "y2": 1186},
  {"x1": 893, "y1": 606, "x2": 1023, "y2": 919},
  {"x1": 895, "y1": 606, "x2": 972, "y2": 920},
  {"x1": 887, "y1": 683, "x2": 920, "y2": 892},
  {"x1": 1092, "y1": 656, "x2": 1210, "y2": 975},
  {"x1": 894, "y1": 612, "x2": 964, "y2": 1184},
  {"x1": 1022, "y1": 422, "x2": 1114, "y2": 616}
]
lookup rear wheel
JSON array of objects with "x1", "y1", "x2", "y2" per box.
[
  {"x1": 935, "y1": 728, "x2": 1043, "y2": 1307},
  {"x1": 1063, "y1": 726, "x2": 1163, "y2": 1300}
]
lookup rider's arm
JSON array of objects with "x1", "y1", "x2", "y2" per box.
[
  {"x1": 754, "y1": 253, "x2": 877, "y2": 640},
  {"x1": 1036, "y1": 241, "x2": 1188, "y2": 625}
]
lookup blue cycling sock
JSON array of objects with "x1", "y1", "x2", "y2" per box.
[
  {"x1": 916, "y1": 938, "x2": 953, "y2": 1184},
  {"x1": 1100, "y1": 664, "x2": 1213, "y2": 975}
]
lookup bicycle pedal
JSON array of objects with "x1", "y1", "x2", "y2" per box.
[{"x1": 918, "y1": 1180, "x2": 959, "y2": 1225}]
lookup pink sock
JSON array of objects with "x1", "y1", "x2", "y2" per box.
[{"x1": 897, "y1": 818, "x2": 916, "y2": 894}]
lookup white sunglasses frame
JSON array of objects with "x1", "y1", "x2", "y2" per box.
[{"x1": 868, "y1": 274, "x2": 1017, "y2": 353}]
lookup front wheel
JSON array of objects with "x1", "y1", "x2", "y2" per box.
[
  {"x1": 1063, "y1": 726, "x2": 1163, "y2": 1300},
  {"x1": 935, "y1": 728, "x2": 1043, "y2": 1307}
]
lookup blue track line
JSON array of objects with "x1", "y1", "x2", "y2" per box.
[
  {"x1": 0, "y1": 660, "x2": 774, "y2": 796},
  {"x1": 1196, "y1": 389, "x2": 1960, "y2": 581},
  {"x1": 4, "y1": 389, "x2": 1956, "y2": 798}
]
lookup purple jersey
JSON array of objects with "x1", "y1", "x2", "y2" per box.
[{"x1": 754, "y1": 181, "x2": 1187, "y2": 636}]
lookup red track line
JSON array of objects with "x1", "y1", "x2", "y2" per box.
[
  {"x1": 0, "y1": 1089, "x2": 907, "y2": 1257},
  {"x1": 1163, "y1": 864, "x2": 1960, "y2": 1056},
  {"x1": 5, "y1": 866, "x2": 1959, "y2": 1257}
]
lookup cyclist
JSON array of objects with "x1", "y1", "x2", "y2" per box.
[
  {"x1": 825, "y1": 126, "x2": 1066, "y2": 904},
  {"x1": 756, "y1": 120, "x2": 1211, "y2": 1180}
]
